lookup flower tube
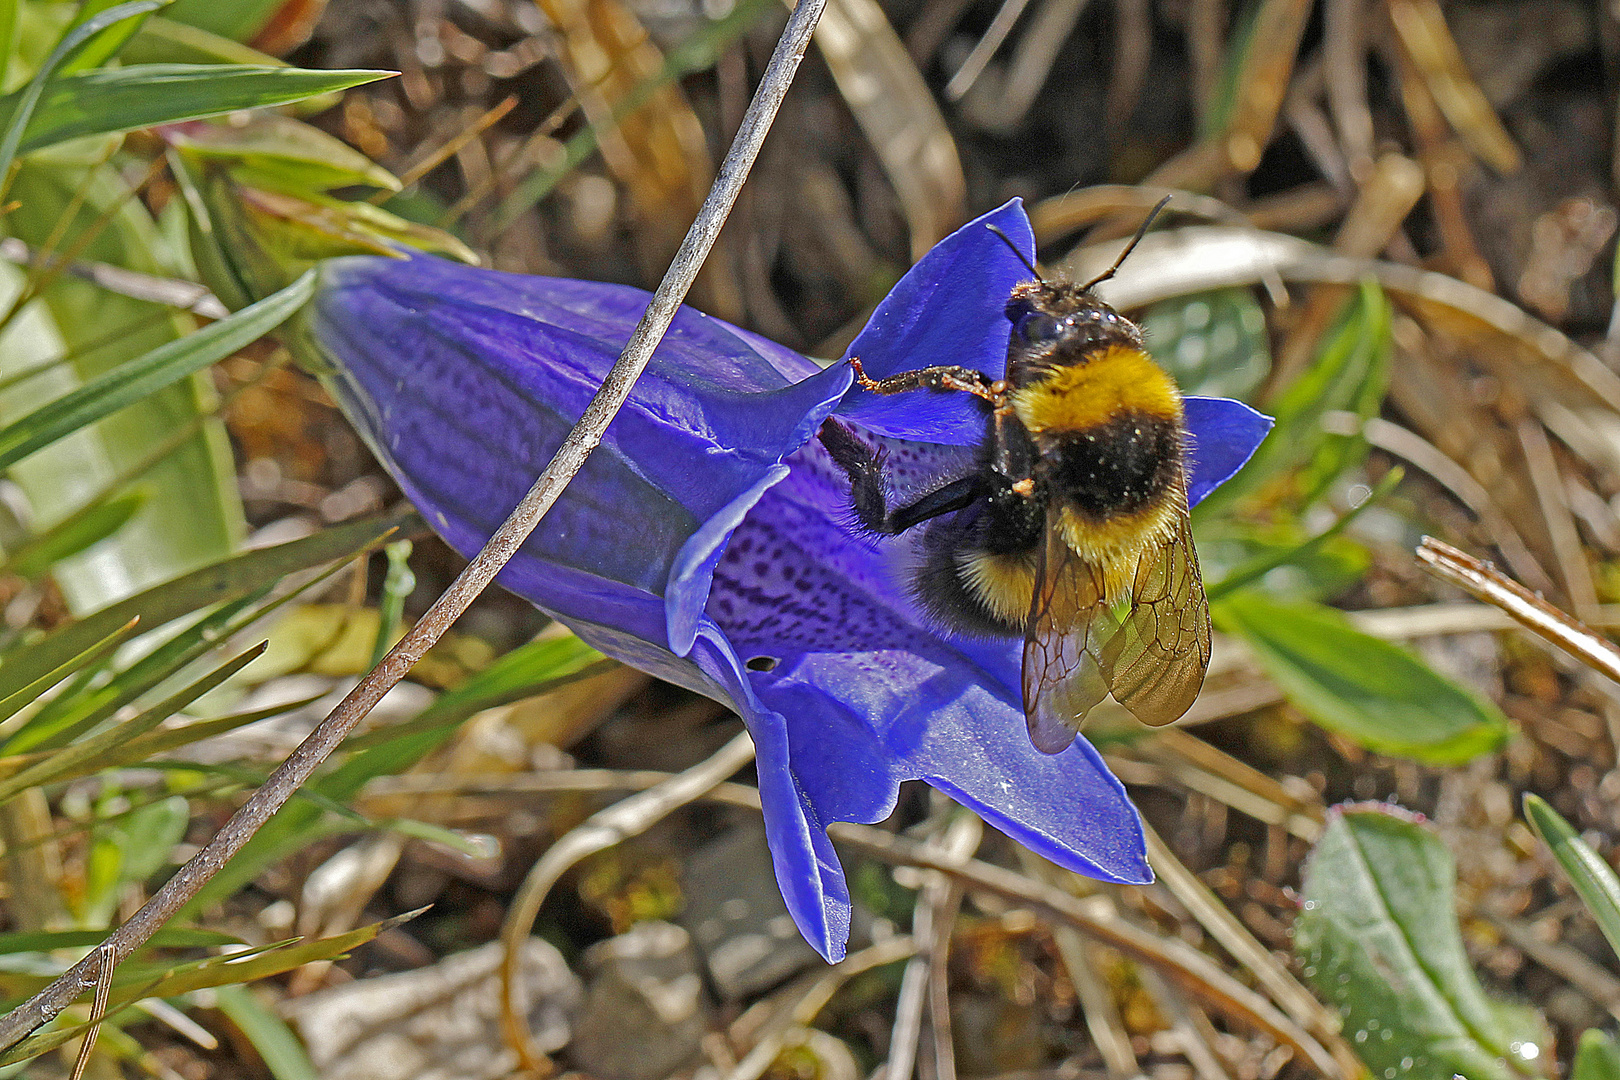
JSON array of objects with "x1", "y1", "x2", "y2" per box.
[{"x1": 302, "y1": 200, "x2": 1272, "y2": 960}]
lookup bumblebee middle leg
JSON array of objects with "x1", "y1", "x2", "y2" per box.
[{"x1": 817, "y1": 419, "x2": 982, "y2": 535}]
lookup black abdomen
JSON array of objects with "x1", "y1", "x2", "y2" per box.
[{"x1": 1043, "y1": 412, "x2": 1182, "y2": 520}]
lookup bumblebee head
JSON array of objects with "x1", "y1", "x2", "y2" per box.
[{"x1": 1005, "y1": 281, "x2": 1143, "y2": 357}]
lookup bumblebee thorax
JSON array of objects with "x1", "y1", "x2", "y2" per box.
[{"x1": 1003, "y1": 280, "x2": 1144, "y2": 388}]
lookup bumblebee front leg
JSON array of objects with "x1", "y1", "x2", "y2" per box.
[
  {"x1": 849, "y1": 357, "x2": 996, "y2": 402},
  {"x1": 818, "y1": 419, "x2": 981, "y2": 535}
]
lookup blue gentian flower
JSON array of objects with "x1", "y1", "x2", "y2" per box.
[{"x1": 303, "y1": 200, "x2": 1271, "y2": 961}]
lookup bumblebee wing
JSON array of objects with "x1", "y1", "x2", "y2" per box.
[
  {"x1": 1022, "y1": 519, "x2": 1115, "y2": 753},
  {"x1": 1098, "y1": 504, "x2": 1211, "y2": 726}
]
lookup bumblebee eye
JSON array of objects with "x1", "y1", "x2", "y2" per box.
[{"x1": 1017, "y1": 312, "x2": 1065, "y2": 344}]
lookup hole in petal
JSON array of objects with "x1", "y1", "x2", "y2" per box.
[{"x1": 746, "y1": 656, "x2": 779, "y2": 672}]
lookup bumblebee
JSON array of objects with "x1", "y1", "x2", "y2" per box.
[{"x1": 818, "y1": 202, "x2": 1209, "y2": 753}]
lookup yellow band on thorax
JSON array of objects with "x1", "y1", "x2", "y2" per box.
[{"x1": 1010, "y1": 344, "x2": 1181, "y2": 435}]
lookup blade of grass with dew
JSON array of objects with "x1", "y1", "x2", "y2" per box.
[
  {"x1": 1213, "y1": 590, "x2": 1512, "y2": 763},
  {"x1": 1296, "y1": 808, "x2": 1552, "y2": 1080},
  {"x1": 1523, "y1": 794, "x2": 1620, "y2": 963},
  {"x1": 0, "y1": 65, "x2": 394, "y2": 154},
  {"x1": 0, "y1": 912, "x2": 422, "y2": 1065}
]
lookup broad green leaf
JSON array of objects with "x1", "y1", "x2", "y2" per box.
[
  {"x1": 1297, "y1": 808, "x2": 1552, "y2": 1080},
  {"x1": 0, "y1": 510, "x2": 412, "y2": 703},
  {"x1": 0, "y1": 1, "x2": 164, "y2": 181},
  {"x1": 0, "y1": 64, "x2": 393, "y2": 155},
  {"x1": 213, "y1": 984, "x2": 318, "y2": 1080},
  {"x1": 1214, "y1": 591, "x2": 1511, "y2": 762},
  {"x1": 1576, "y1": 1030, "x2": 1620, "y2": 1080},
  {"x1": 0, "y1": 269, "x2": 313, "y2": 473},
  {"x1": 1139, "y1": 287, "x2": 1271, "y2": 399},
  {"x1": 2, "y1": 159, "x2": 242, "y2": 611},
  {"x1": 1523, "y1": 794, "x2": 1620, "y2": 963},
  {"x1": 1, "y1": 488, "x2": 145, "y2": 578}
]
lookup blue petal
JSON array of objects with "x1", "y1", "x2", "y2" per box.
[
  {"x1": 311, "y1": 256, "x2": 848, "y2": 653},
  {"x1": 1184, "y1": 396, "x2": 1274, "y2": 507},
  {"x1": 835, "y1": 200, "x2": 1033, "y2": 444}
]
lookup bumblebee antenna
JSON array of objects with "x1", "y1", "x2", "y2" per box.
[
  {"x1": 1079, "y1": 194, "x2": 1173, "y2": 292},
  {"x1": 985, "y1": 224, "x2": 1043, "y2": 281}
]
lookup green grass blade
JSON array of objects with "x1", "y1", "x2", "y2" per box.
[
  {"x1": 0, "y1": 509, "x2": 412, "y2": 703},
  {"x1": 0, "y1": 913, "x2": 419, "y2": 1066},
  {"x1": 0, "y1": 616, "x2": 135, "y2": 731},
  {"x1": 3, "y1": 592, "x2": 263, "y2": 754},
  {"x1": 1524, "y1": 794, "x2": 1620, "y2": 963},
  {"x1": 2, "y1": 65, "x2": 394, "y2": 154},
  {"x1": 0, "y1": 269, "x2": 312, "y2": 472},
  {"x1": 57, "y1": 0, "x2": 162, "y2": 74},
  {"x1": 0, "y1": 643, "x2": 265, "y2": 805},
  {"x1": 0, "y1": 1, "x2": 167, "y2": 184},
  {"x1": 0, "y1": 489, "x2": 146, "y2": 579},
  {"x1": 213, "y1": 984, "x2": 318, "y2": 1080}
]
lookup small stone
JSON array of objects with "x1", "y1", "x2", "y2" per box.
[
  {"x1": 568, "y1": 921, "x2": 711, "y2": 1080},
  {"x1": 679, "y1": 826, "x2": 824, "y2": 1000},
  {"x1": 286, "y1": 938, "x2": 579, "y2": 1080}
]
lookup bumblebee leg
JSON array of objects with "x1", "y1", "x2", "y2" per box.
[
  {"x1": 818, "y1": 419, "x2": 982, "y2": 535},
  {"x1": 849, "y1": 357, "x2": 996, "y2": 402}
]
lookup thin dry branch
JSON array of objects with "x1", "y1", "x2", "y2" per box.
[{"x1": 1416, "y1": 536, "x2": 1620, "y2": 685}]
